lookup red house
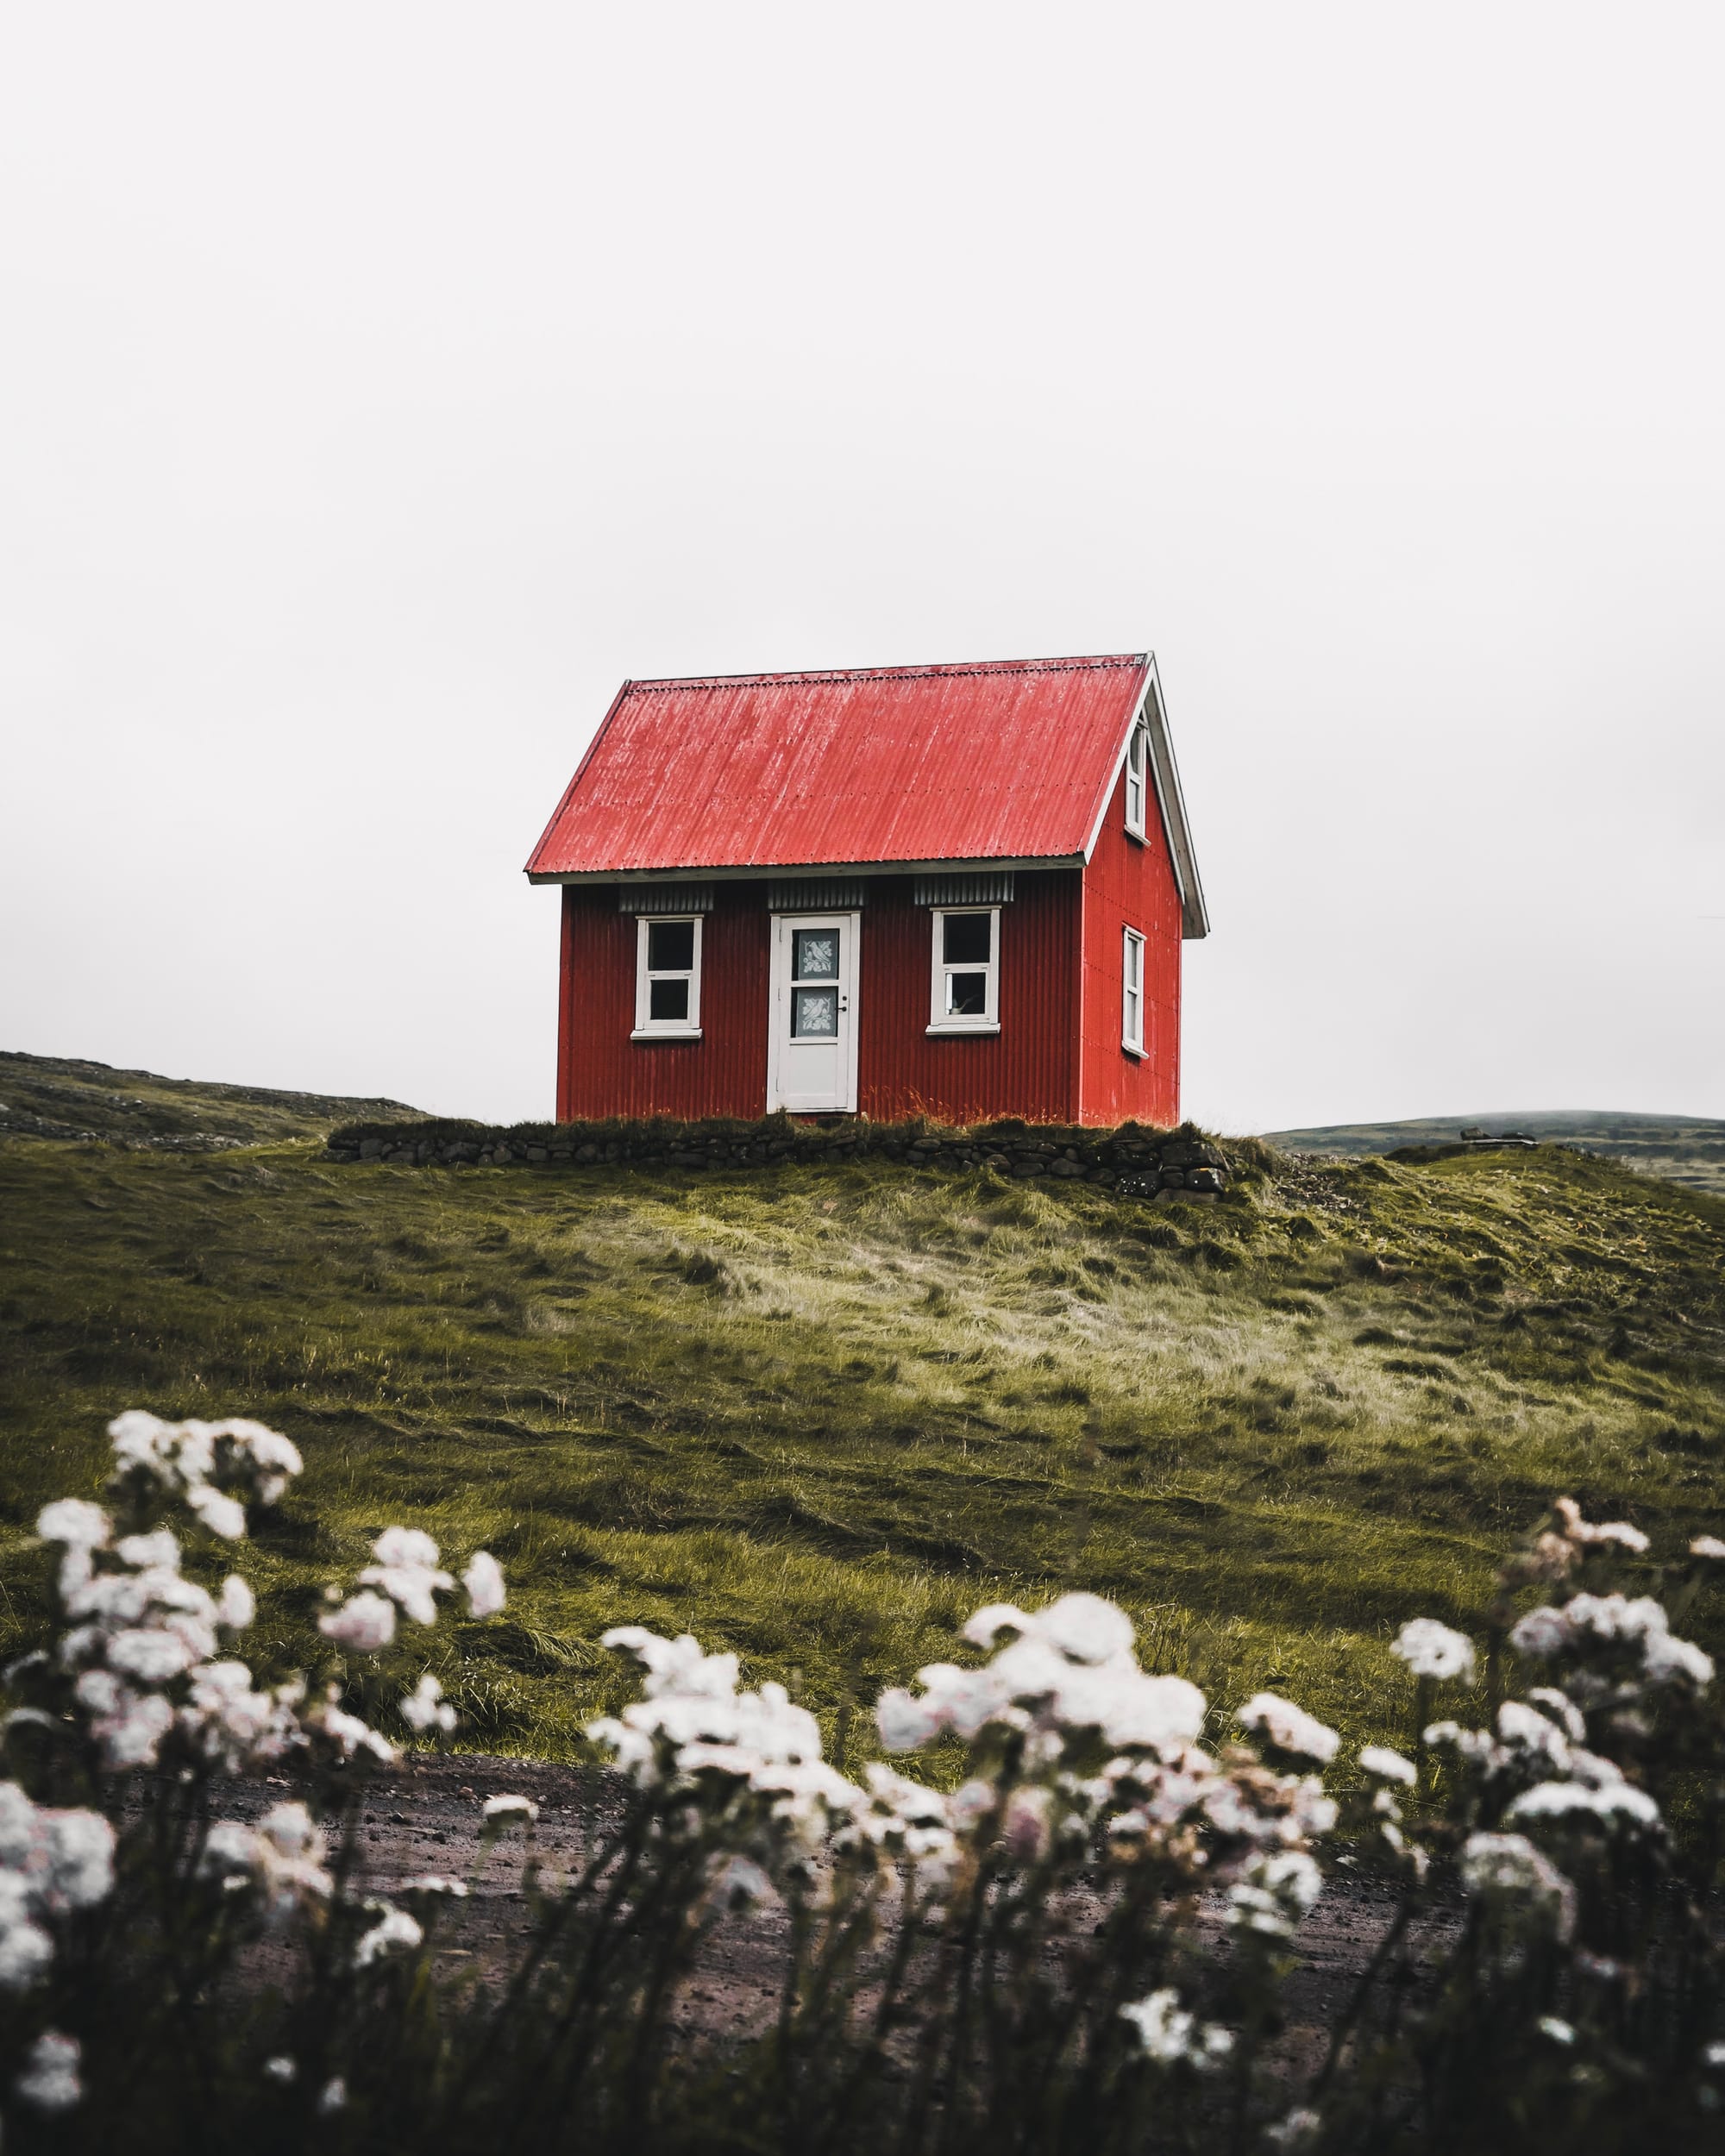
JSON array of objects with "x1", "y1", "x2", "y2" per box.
[{"x1": 525, "y1": 653, "x2": 1208, "y2": 1127}]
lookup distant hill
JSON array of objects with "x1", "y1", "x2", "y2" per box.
[
  {"x1": 1265, "y1": 1110, "x2": 1725, "y2": 1197},
  {"x1": 0, "y1": 1049, "x2": 422, "y2": 1151}
]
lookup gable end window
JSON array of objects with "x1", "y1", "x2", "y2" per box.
[
  {"x1": 1124, "y1": 720, "x2": 1149, "y2": 840},
  {"x1": 632, "y1": 915, "x2": 703, "y2": 1040},
  {"x1": 927, "y1": 907, "x2": 1000, "y2": 1035},
  {"x1": 1121, "y1": 926, "x2": 1145, "y2": 1056}
]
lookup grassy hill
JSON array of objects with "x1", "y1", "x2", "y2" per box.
[
  {"x1": 2, "y1": 1082, "x2": 1722, "y2": 1771},
  {"x1": 0, "y1": 1048, "x2": 420, "y2": 1150},
  {"x1": 1268, "y1": 1109, "x2": 1725, "y2": 1197}
]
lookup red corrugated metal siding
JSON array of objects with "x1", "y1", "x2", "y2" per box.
[
  {"x1": 527, "y1": 655, "x2": 1150, "y2": 879},
  {"x1": 856, "y1": 874, "x2": 1081, "y2": 1125},
  {"x1": 556, "y1": 885, "x2": 770, "y2": 1121},
  {"x1": 1077, "y1": 769, "x2": 1182, "y2": 1127}
]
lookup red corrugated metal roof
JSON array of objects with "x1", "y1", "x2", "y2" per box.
[{"x1": 525, "y1": 655, "x2": 1153, "y2": 881}]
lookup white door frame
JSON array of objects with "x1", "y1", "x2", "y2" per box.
[{"x1": 766, "y1": 911, "x2": 861, "y2": 1113}]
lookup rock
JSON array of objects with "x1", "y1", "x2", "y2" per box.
[
  {"x1": 1050, "y1": 1157, "x2": 1083, "y2": 1177},
  {"x1": 1187, "y1": 1166, "x2": 1223, "y2": 1193},
  {"x1": 359, "y1": 1138, "x2": 383, "y2": 1159}
]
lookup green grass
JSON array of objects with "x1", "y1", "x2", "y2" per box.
[
  {"x1": 1269, "y1": 1108, "x2": 1725, "y2": 1197},
  {"x1": 2, "y1": 1123, "x2": 1722, "y2": 1769}
]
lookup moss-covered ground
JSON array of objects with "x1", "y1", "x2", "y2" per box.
[{"x1": 2, "y1": 1126, "x2": 1722, "y2": 1766}]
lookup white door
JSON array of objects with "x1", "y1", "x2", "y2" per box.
[{"x1": 767, "y1": 912, "x2": 860, "y2": 1112}]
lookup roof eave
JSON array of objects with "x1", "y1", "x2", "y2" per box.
[{"x1": 526, "y1": 850, "x2": 1088, "y2": 887}]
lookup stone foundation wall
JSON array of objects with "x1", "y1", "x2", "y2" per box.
[{"x1": 324, "y1": 1119, "x2": 1229, "y2": 1196}]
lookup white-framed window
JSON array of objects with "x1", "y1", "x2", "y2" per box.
[
  {"x1": 1124, "y1": 720, "x2": 1148, "y2": 840},
  {"x1": 631, "y1": 915, "x2": 703, "y2": 1039},
  {"x1": 927, "y1": 906, "x2": 1000, "y2": 1035},
  {"x1": 1121, "y1": 926, "x2": 1145, "y2": 1056}
]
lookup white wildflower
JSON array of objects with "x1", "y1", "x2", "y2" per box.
[
  {"x1": 875, "y1": 1687, "x2": 946, "y2": 1752},
  {"x1": 317, "y1": 2076, "x2": 348, "y2": 2115},
  {"x1": 1690, "y1": 1536, "x2": 1725, "y2": 1562},
  {"x1": 104, "y1": 1626, "x2": 199, "y2": 1684},
  {"x1": 1359, "y1": 1745, "x2": 1416, "y2": 1786},
  {"x1": 1035, "y1": 1592, "x2": 1136, "y2": 1665},
  {"x1": 462, "y1": 1550, "x2": 506, "y2": 1619},
  {"x1": 1391, "y1": 1619, "x2": 1476, "y2": 1683},
  {"x1": 1265, "y1": 2110, "x2": 1323, "y2": 2151},
  {"x1": 354, "y1": 1900, "x2": 423, "y2": 1967},
  {"x1": 1509, "y1": 1604, "x2": 1571, "y2": 1658},
  {"x1": 401, "y1": 1874, "x2": 468, "y2": 1897},
  {"x1": 1505, "y1": 1779, "x2": 1661, "y2": 1833},
  {"x1": 74, "y1": 1670, "x2": 173, "y2": 1768},
  {"x1": 962, "y1": 1601, "x2": 1034, "y2": 1649},
  {"x1": 216, "y1": 1575, "x2": 255, "y2": 1630},
  {"x1": 481, "y1": 1793, "x2": 539, "y2": 1824},
  {"x1": 319, "y1": 1590, "x2": 397, "y2": 1653},
  {"x1": 180, "y1": 1662, "x2": 301, "y2": 1772},
  {"x1": 0, "y1": 1919, "x2": 53, "y2": 1989},
  {"x1": 188, "y1": 1485, "x2": 248, "y2": 1539},
  {"x1": 1460, "y1": 1831, "x2": 1576, "y2": 1940},
  {"x1": 1556, "y1": 1499, "x2": 1648, "y2": 1553},
  {"x1": 1119, "y1": 1987, "x2": 1234, "y2": 2068},
  {"x1": 1527, "y1": 1688, "x2": 1586, "y2": 1741},
  {"x1": 1640, "y1": 1630, "x2": 1715, "y2": 1689},
  {"x1": 1540, "y1": 2015, "x2": 1577, "y2": 2044},
  {"x1": 1227, "y1": 1850, "x2": 1323, "y2": 1940},
  {"x1": 14, "y1": 2030, "x2": 81, "y2": 2112},
  {"x1": 1000, "y1": 1784, "x2": 1054, "y2": 1861},
  {"x1": 360, "y1": 1527, "x2": 455, "y2": 1626},
  {"x1": 303, "y1": 1692, "x2": 398, "y2": 1764},
  {"x1": 1238, "y1": 1693, "x2": 1339, "y2": 1764},
  {"x1": 39, "y1": 1808, "x2": 116, "y2": 1911},
  {"x1": 37, "y1": 1500, "x2": 111, "y2": 1551},
  {"x1": 116, "y1": 1528, "x2": 180, "y2": 1570},
  {"x1": 400, "y1": 1673, "x2": 458, "y2": 1734},
  {"x1": 263, "y1": 2056, "x2": 298, "y2": 2084}
]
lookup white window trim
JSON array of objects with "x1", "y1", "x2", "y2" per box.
[
  {"x1": 631, "y1": 913, "x2": 704, "y2": 1040},
  {"x1": 1121, "y1": 925, "x2": 1145, "y2": 1057},
  {"x1": 926, "y1": 906, "x2": 1001, "y2": 1036},
  {"x1": 1124, "y1": 721, "x2": 1148, "y2": 841}
]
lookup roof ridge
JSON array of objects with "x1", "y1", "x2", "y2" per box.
[{"x1": 628, "y1": 654, "x2": 1146, "y2": 693}]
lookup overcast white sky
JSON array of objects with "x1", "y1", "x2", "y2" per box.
[{"x1": 3, "y1": 3, "x2": 1721, "y2": 1133}]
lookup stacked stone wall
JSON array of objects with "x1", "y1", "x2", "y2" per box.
[{"x1": 323, "y1": 1117, "x2": 1230, "y2": 1196}]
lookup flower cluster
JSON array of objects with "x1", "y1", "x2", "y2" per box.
[
  {"x1": 1119, "y1": 1985, "x2": 1235, "y2": 2069},
  {"x1": 1390, "y1": 1618, "x2": 1477, "y2": 1684},
  {"x1": 591, "y1": 1628, "x2": 878, "y2": 1871},
  {"x1": 321, "y1": 1528, "x2": 505, "y2": 1649},
  {"x1": 36, "y1": 1507, "x2": 267, "y2": 1771},
  {"x1": 1509, "y1": 1591, "x2": 1714, "y2": 1694},
  {"x1": 0, "y1": 1782, "x2": 115, "y2": 1990},
  {"x1": 197, "y1": 1801, "x2": 333, "y2": 1925},
  {"x1": 1460, "y1": 1830, "x2": 1578, "y2": 1943},
  {"x1": 873, "y1": 1593, "x2": 1337, "y2": 1902},
  {"x1": 106, "y1": 1410, "x2": 303, "y2": 1539}
]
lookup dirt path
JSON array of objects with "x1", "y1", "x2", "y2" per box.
[{"x1": 121, "y1": 1752, "x2": 1460, "y2": 2056}]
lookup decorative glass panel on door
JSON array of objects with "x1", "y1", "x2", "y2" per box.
[
  {"x1": 793, "y1": 986, "x2": 838, "y2": 1037},
  {"x1": 793, "y1": 929, "x2": 838, "y2": 982}
]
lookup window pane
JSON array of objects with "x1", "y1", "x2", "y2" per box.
[
  {"x1": 648, "y1": 919, "x2": 695, "y2": 972},
  {"x1": 793, "y1": 987, "x2": 838, "y2": 1037},
  {"x1": 942, "y1": 912, "x2": 991, "y2": 965},
  {"x1": 649, "y1": 978, "x2": 690, "y2": 1023},
  {"x1": 945, "y1": 971, "x2": 988, "y2": 1017},
  {"x1": 793, "y1": 929, "x2": 838, "y2": 981}
]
